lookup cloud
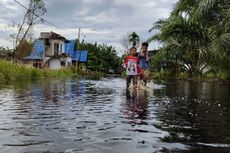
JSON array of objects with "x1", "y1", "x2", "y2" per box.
[{"x1": 0, "y1": 0, "x2": 178, "y2": 51}]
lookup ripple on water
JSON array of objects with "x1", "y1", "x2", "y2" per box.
[{"x1": 0, "y1": 79, "x2": 229, "y2": 153}]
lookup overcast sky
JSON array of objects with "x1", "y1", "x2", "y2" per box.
[{"x1": 0, "y1": 0, "x2": 177, "y2": 54}]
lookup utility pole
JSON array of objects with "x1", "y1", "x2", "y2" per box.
[
  {"x1": 77, "y1": 28, "x2": 81, "y2": 50},
  {"x1": 76, "y1": 28, "x2": 81, "y2": 71}
]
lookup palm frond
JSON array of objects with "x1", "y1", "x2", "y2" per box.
[
  {"x1": 210, "y1": 32, "x2": 230, "y2": 57},
  {"x1": 171, "y1": 0, "x2": 198, "y2": 16},
  {"x1": 149, "y1": 19, "x2": 168, "y2": 32},
  {"x1": 194, "y1": 0, "x2": 220, "y2": 19},
  {"x1": 147, "y1": 34, "x2": 162, "y2": 43}
]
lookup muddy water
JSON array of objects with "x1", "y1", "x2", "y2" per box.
[{"x1": 0, "y1": 78, "x2": 229, "y2": 153}]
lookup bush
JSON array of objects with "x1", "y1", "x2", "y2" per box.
[
  {"x1": 177, "y1": 72, "x2": 189, "y2": 80},
  {"x1": 153, "y1": 69, "x2": 172, "y2": 80},
  {"x1": 216, "y1": 70, "x2": 229, "y2": 80},
  {"x1": 0, "y1": 60, "x2": 76, "y2": 83}
]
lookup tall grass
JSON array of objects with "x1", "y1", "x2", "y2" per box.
[
  {"x1": 205, "y1": 70, "x2": 230, "y2": 80},
  {"x1": 0, "y1": 60, "x2": 76, "y2": 82},
  {"x1": 153, "y1": 69, "x2": 172, "y2": 80}
]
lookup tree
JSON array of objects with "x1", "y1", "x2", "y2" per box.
[
  {"x1": 0, "y1": 47, "x2": 14, "y2": 60},
  {"x1": 14, "y1": 40, "x2": 33, "y2": 61},
  {"x1": 120, "y1": 33, "x2": 132, "y2": 54},
  {"x1": 149, "y1": 0, "x2": 230, "y2": 78},
  {"x1": 14, "y1": 0, "x2": 46, "y2": 50},
  {"x1": 129, "y1": 32, "x2": 140, "y2": 47},
  {"x1": 79, "y1": 42, "x2": 121, "y2": 73}
]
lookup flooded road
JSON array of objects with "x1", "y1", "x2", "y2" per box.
[{"x1": 0, "y1": 78, "x2": 229, "y2": 153}]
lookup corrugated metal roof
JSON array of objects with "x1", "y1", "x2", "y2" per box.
[
  {"x1": 25, "y1": 39, "x2": 88, "y2": 62},
  {"x1": 25, "y1": 40, "x2": 44, "y2": 60},
  {"x1": 80, "y1": 51, "x2": 88, "y2": 62},
  {"x1": 72, "y1": 50, "x2": 88, "y2": 62},
  {"x1": 65, "y1": 40, "x2": 75, "y2": 55}
]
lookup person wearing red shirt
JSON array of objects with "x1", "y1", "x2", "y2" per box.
[{"x1": 124, "y1": 47, "x2": 140, "y2": 89}]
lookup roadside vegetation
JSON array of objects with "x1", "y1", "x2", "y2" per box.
[
  {"x1": 0, "y1": 59, "x2": 75, "y2": 83},
  {"x1": 0, "y1": 41, "x2": 122, "y2": 83},
  {"x1": 148, "y1": 0, "x2": 230, "y2": 81}
]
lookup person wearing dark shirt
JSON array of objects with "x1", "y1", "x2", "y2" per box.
[{"x1": 138, "y1": 42, "x2": 150, "y2": 86}]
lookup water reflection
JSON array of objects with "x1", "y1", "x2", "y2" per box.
[
  {"x1": 153, "y1": 81, "x2": 230, "y2": 153},
  {"x1": 0, "y1": 79, "x2": 229, "y2": 153},
  {"x1": 125, "y1": 89, "x2": 149, "y2": 121}
]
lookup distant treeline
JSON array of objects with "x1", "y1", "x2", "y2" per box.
[{"x1": 78, "y1": 41, "x2": 122, "y2": 74}]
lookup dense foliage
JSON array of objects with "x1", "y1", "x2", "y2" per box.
[
  {"x1": 0, "y1": 47, "x2": 13, "y2": 60},
  {"x1": 149, "y1": 0, "x2": 230, "y2": 79},
  {"x1": 129, "y1": 32, "x2": 140, "y2": 47},
  {"x1": 14, "y1": 40, "x2": 33, "y2": 61},
  {"x1": 79, "y1": 42, "x2": 122, "y2": 73}
]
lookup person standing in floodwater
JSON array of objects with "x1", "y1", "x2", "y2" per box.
[
  {"x1": 124, "y1": 47, "x2": 140, "y2": 89},
  {"x1": 138, "y1": 42, "x2": 150, "y2": 86}
]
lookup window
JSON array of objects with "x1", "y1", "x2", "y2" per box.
[
  {"x1": 61, "y1": 61, "x2": 65, "y2": 67},
  {"x1": 67, "y1": 62, "x2": 71, "y2": 66},
  {"x1": 60, "y1": 44, "x2": 63, "y2": 53},
  {"x1": 54, "y1": 43, "x2": 59, "y2": 55},
  {"x1": 33, "y1": 62, "x2": 42, "y2": 68}
]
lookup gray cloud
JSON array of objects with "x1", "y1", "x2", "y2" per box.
[{"x1": 0, "y1": 0, "x2": 177, "y2": 50}]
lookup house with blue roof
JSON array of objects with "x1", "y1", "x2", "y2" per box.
[{"x1": 25, "y1": 31, "x2": 88, "y2": 69}]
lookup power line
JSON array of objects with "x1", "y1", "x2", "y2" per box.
[
  {"x1": 0, "y1": 1, "x2": 16, "y2": 13},
  {"x1": 2, "y1": 0, "x2": 81, "y2": 38},
  {"x1": 14, "y1": 0, "x2": 59, "y2": 28}
]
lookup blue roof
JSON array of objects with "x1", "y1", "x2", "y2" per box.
[
  {"x1": 25, "y1": 40, "x2": 44, "y2": 60},
  {"x1": 65, "y1": 40, "x2": 75, "y2": 55},
  {"x1": 80, "y1": 51, "x2": 88, "y2": 62},
  {"x1": 25, "y1": 39, "x2": 88, "y2": 62},
  {"x1": 72, "y1": 50, "x2": 88, "y2": 62}
]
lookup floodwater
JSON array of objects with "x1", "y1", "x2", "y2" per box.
[{"x1": 0, "y1": 78, "x2": 229, "y2": 153}]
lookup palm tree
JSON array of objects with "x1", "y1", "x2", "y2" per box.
[
  {"x1": 80, "y1": 42, "x2": 121, "y2": 73},
  {"x1": 172, "y1": 0, "x2": 230, "y2": 57},
  {"x1": 129, "y1": 32, "x2": 140, "y2": 47},
  {"x1": 148, "y1": 0, "x2": 230, "y2": 77}
]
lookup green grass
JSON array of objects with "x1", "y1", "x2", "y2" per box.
[
  {"x1": 153, "y1": 69, "x2": 229, "y2": 81},
  {"x1": 153, "y1": 69, "x2": 172, "y2": 80},
  {"x1": 0, "y1": 60, "x2": 77, "y2": 82},
  {"x1": 205, "y1": 70, "x2": 230, "y2": 80},
  {"x1": 177, "y1": 72, "x2": 189, "y2": 80}
]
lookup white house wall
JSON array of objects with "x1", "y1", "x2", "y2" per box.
[
  {"x1": 46, "y1": 45, "x2": 52, "y2": 56},
  {"x1": 66, "y1": 57, "x2": 72, "y2": 66},
  {"x1": 46, "y1": 40, "x2": 53, "y2": 56},
  {"x1": 49, "y1": 58, "x2": 61, "y2": 69},
  {"x1": 43, "y1": 57, "x2": 50, "y2": 63},
  {"x1": 46, "y1": 39, "x2": 65, "y2": 56},
  {"x1": 59, "y1": 43, "x2": 65, "y2": 54},
  {"x1": 51, "y1": 40, "x2": 65, "y2": 55}
]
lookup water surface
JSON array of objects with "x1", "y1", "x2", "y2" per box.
[{"x1": 0, "y1": 78, "x2": 229, "y2": 153}]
